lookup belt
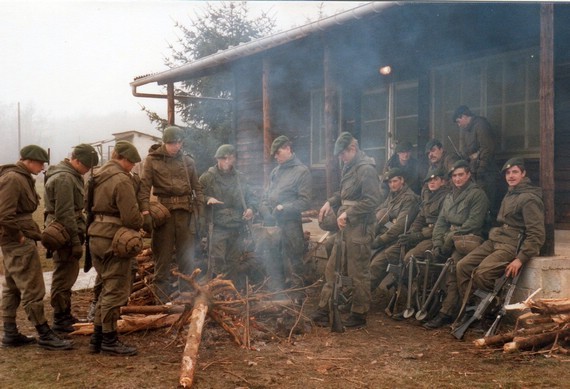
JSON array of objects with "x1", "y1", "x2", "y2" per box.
[
  {"x1": 46, "y1": 210, "x2": 84, "y2": 216},
  {"x1": 158, "y1": 195, "x2": 190, "y2": 204},
  {"x1": 94, "y1": 214, "x2": 122, "y2": 225},
  {"x1": 342, "y1": 200, "x2": 358, "y2": 206}
]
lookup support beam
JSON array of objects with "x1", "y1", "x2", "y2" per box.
[
  {"x1": 167, "y1": 83, "x2": 175, "y2": 125},
  {"x1": 323, "y1": 43, "x2": 337, "y2": 197},
  {"x1": 262, "y1": 57, "x2": 272, "y2": 188}
]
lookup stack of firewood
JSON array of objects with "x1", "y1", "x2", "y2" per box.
[{"x1": 474, "y1": 298, "x2": 570, "y2": 354}]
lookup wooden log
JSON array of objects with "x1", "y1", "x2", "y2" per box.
[
  {"x1": 473, "y1": 323, "x2": 558, "y2": 348},
  {"x1": 552, "y1": 313, "x2": 570, "y2": 324},
  {"x1": 503, "y1": 328, "x2": 570, "y2": 353},
  {"x1": 70, "y1": 313, "x2": 181, "y2": 335},
  {"x1": 528, "y1": 298, "x2": 570, "y2": 315},
  {"x1": 180, "y1": 293, "x2": 210, "y2": 388},
  {"x1": 120, "y1": 305, "x2": 185, "y2": 315}
]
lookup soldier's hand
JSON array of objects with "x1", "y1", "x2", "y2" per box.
[
  {"x1": 207, "y1": 197, "x2": 223, "y2": 205},
  {"x1": 398, "y1": 233, "x2": 411, "y2": 245},
  {"x1": 143, "y1": 214, "x2": 153, "y2": 233},
  {"x1": 71, "y1": 244, "x2": 83, "y2": 260},
  {"x1": 432, "y1": 246, "x2": 443, "y2": 261},
  {"x1": 318, "y1": 202, "x2": 331, "y2": 222},
  {"x1": 505, "y1": 258, "x2": 523, "y2": 277},
  {"x1": 242, "y1": 208, "x2": 253, "y2": 220}
]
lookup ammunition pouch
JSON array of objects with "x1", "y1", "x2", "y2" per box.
[
  {"x1": 149, "y1": 201, "x2": 171, "y2": 228},
  {"x1": 41, "y1": 221, "x2": 71, "y2": 251},
  {"x1": 452, "y1": 234, "x2": 484, "y2": 256},
  {"x1": 112, "y1": 227, "x2": 143, "y2": 259}
]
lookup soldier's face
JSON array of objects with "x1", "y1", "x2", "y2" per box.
[
  {"x1": 455, "y1": 115, "x2": 471, "y2": 130},
  {"x1": 274, "y1": 146, "x2": 292, "y2": 165},
  {"x1": 505, "y1": 166, "x2": 525, "y2": 188},
  {"x1": 217, "y1": 154, "x2": 236, "y2": 172},
  {"x1": 24, "y1": 160, "x2": 45, "y2": 175},
  {"x1": 388, "y1": 176, "x2": 404, "y2": 192},
  {"x1": 451, "y1": 168, "x2": 470, "y2": 189},
  {"x1": 427, "y1": 146, "x2": 443, "y2": 163},
  {"x1": 165, "y1": 141, "x2": 182, "y2": 156},
  {"x1": 427, "y1": 176, "x2": 445, "y2": 191},
  {"x1": 398, "y1": 151, "x2": 411, "y2": 164},
  {"x1": 339, "y1": 145, "x2": 357, "y2": 164}
]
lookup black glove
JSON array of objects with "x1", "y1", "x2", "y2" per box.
[
  {"x1": 71, "y1": 244, "x2": 83, "y2": 260},
  {"x1": 371, "y1": 236, "x2": 384, "y2": 250},
  {"x1": 143, "y1": 214, "x2": 153, "y2": 233},
  {"x1": 399, "y1": 232, "x2": 423, "y2": 246}
]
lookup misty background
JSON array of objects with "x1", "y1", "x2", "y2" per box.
[{"x1": 0, "y1": 0, "x2": 362, "y2": 164}]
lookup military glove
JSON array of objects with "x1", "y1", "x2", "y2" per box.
[
  {"x1": 143, "y1": 214, "x2": 153, "y2": 233},
  {"x1": 371, "y1": 236, "x2": 384, "y2": 250},
  {"x1": 71, "y1": 244, "x2": 83, "y2": 260}
]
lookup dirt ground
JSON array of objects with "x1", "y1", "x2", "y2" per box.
[{"x1": 1, "y1": 286, "x2": 569, "y2": 389}]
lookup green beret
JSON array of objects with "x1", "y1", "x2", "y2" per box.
[
  {"x1": 20, "y1": 145, "x2": 49, "y2": 163},
  {"x1": 424, "y1": 167, "x2": 446, "y2": 183},
  {"x1": 114, "y1": 141, "x2": 141, "y2": 163},
  {"x1": 448, "y1": 159, "x2": 470, "y2": 176},
  {"x1": 163, "y1": 126, "x2": 184, "y2": 143},
  {"x1": 270, "y1": 135, "x2": 290, "y2": 156},
  {"x1": 334, "y1": 132, "x2": 354, "y2": 156},
  {"x1": 73, "y1": 143, "x2": 98, "y2": 168},
  {"x1": 384, "y1": 167, "x2": 406, "y2": 182},
  {"x1": 425, "y1": 139, "x2": 442, "y2": 153},
  {"x1": 215, "y1": 144, "x2": 236, "y2": 158},
  {"x1": 501, "y1": 157, "x2": 525, "y2": 173},
  {"x1": 395, "y1": 141, "x2": 413, "y2": 153}
]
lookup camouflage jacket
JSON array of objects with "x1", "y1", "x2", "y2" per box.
[
  {"x1": 489, "y1": 177, "x2": 545, "y2": 264},
  {"x1": 374, "y1": 184, "x2": 419, "y2": 247},
  {"x1": 0, "y1": 162, "x2": 42, "y2": 245},
  {"x1": 44, "y1": 159, "x2": 86, "y2": 246},
  {"x1": 460, "y1": 116, "x2": 496, "y2": 176},
  {"x1": 409, "y1": 185, "x2": 450, "y2": 239}
]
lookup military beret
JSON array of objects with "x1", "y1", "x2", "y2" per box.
[
  {"x1": 20, "y1": 145, "x2": 49, "y2": 163},
  {"x1": 501, "y1": 157, "x2": 525, "y2": 173},
  {"x1": 215, "y1": 144, "x2": 236, "y2": 158},
  {"x1": 395, "y1": 141, "x2": 413, "y2": 153},
  {"x1": 73, "y1": 143, "x2": 98, "y2": 168},
  {"x1": 448, "y1": 159, "x2": 470, "y2": 176},
  {"x1": 384, "y1": 167, "x2": 406, "y2": 182},
  {"x1": 425, "y1": 139, "x2": 443, "y2": 153},
  {"x1": 452, "y1": 105, "x2": 473, "y2": 121},
  {"x1": 114, "y1": 141, "x2": 141, "y2": 163},
  {"x1": 333, "y1": 132, "x2": 355, "y2": 156},
  {"x1": 270, "y1": 135, "x2": 290, "y2": 156},
  {"x1": 162, "y1": 126, "x2": 184, "y2": 143},
  {"x1": 424, "y1": 167, "x2": 446, "y2": 183}
]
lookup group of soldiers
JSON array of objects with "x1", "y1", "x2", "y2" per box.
[{"x1": 0, "y1": 105, "x2": 546, "y2": 356}]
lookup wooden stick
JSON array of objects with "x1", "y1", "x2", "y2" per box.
[{"x1": 179, "y1": 293, "x2": 210, "y2": 388}]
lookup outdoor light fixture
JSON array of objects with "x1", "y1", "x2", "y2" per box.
[{"x1": 379, "y1": 65, "x2": 392, "y2": 75}]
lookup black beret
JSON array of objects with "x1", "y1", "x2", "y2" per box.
[
  {"x1": 20, "y1": 145, "x2": 49, "y2": 163},
  {"x1": 501, "y1": 157, "x2": 525, "y2": 173}
]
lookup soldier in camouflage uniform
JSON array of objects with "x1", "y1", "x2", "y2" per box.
[
  {"x1": 199, "y1": 144, "x2": 258, "y2": 280},
  {"x1": 260, "y1": 136, "x2": 312, "y2": 293},
  {"x1": 87, "y1": 141, "x2": 143, "y2": 356},
  {"x1": 44, "y1": 143, "x2": 99, "y2": 332},
  {"x1": 311, "y1": 132, "x2": 380, "y2": 328},
  {"x1": 456, "y1": 157, "x2": 545, "y2": 299},
  {"x1": 369, "y1": 168, "x2": 420, "y2": 293},
  {"x1": 0, "y1": 145, "x2": 72, "y2": 350},
  {"x1": 423, "y1": 160, "x2": 489, "y2": 329},
  {"x1": 139, "y1": 126, "x2": 204, "y2": 303}
]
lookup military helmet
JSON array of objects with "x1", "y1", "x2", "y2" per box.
[
  {"x1": 215, "y1": 144, "x2": 236, "y2": 158},
  {"x1": 163, "y1": 126, "x2": 184, "y2": 143},
  {"x1": 20, "y1": 145, "x2": 49, "y2": 163}
]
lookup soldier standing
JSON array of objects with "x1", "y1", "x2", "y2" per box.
[
  {"x1": 456, "y1": 158, "x2": 544, "y2": 298},
  {"x1": 87, "y1": 141, "x2": 143, "y2": 356},
  {"x1": 311, "y1": 132, "x2": 380, "y2": 328},
  {"x1": 139, "y1": 126, "x2": 204, "y2": 303},
  {"x1": 423, "y1": 160, "x2": 489, "y2": 329},
  {"x1": 43, "y1": 143, "x2": 99, "y2": 333},
  {"x1": 0, "y1": 145, "x2": 72, "y2": 350},
  {"x1": 260, "y1": 135, "x2": 312, "y2": 293},
  {"x1": 369, "y1": 168, "x2": 419, "y2": 293},
  {"x1": 199, "y1": 144, "x2": 257, "y2": 280}
]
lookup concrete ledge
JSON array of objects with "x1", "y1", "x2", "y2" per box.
[{"x1": 516, "y1": 256, "x2": 570, "y2": 301}]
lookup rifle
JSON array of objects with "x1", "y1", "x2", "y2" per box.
[
  {"x1": 452, "y1": 233, "x2": 525, "y2": 340},
  {"x1": 43, "y1": 148, "x2": 53, "y2": 259},
  {"x1": 485, "y1": 233, "x2": 526, "y2": 337},
  {"x1": 385, "y1": 215, "x2": 408, "y2": 317},
  {"x1": 331, "y1": 229, "x2": 346, "y2": 333},
  {"x1": 447, "y1": 136, "x2": 466, "y2": 161},
  {"x1": 83, "y1": 163, "x2": 95, "y2": 273}
]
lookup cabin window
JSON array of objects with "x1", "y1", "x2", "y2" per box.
[
  {"x1": 431, "y1": 48, "x2": 540, "y2": 158},
  {"x1": 310, "y1": 89, "x2": 341, "y2": 167}
]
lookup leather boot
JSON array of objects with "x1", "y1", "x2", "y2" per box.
[
  {"x1": 35, "y1": 322, "x2": 74, "y2": 350},
  {"x1": 53, "y1": 310, "x2": 77, "y2": 333},
  {"x1": 423, "y1": 312, "x2": 453, "y2": 329},
  {"x1": 2, "y1": 322, "x2": 36, "y2": 348},
  {"x1": 89, "y1": 325, "x2": 103, "y2": 354},
  {"x1": 344, "y1": 313, "x2": 367, "y2": 328},
  {"x1": 309, "y1": 309, "x2": 330, "y2": 327},
  {"x1": 101, "y1": 331, "x2": 137, "y2": 356}
]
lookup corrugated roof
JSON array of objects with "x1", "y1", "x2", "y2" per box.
[{"x1": 130, "y1": 2, "x2": 395, "y2": 88}]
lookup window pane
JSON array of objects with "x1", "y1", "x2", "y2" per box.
[
  {"x1": 504, "y1": 58, "x2": 526, "y2": 103},
  {"x1": 361, "y1": 120, "x2": 386, "y2": 150},
  {"x1": 462, "y1": 64, "x2": 482, "y2": 107},
  {"x1": 527, "y1": 101, "x2": 540, "y2": 148},
  {"x1": 487, "y1": 60, "x2": 503, "y2": 106}
]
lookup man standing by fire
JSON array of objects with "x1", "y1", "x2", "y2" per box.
[
  {"x1": 311, "y1": 132, "x2": 380, "y2": 328},
  {"x1": 139, "y1": 126, "x2": 204, "y2": 304},
  {"x1": 260, "y1": 135, "x2": 312, "y2": 294}
]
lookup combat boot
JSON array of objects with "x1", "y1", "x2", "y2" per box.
[
  {"x1": 35, "y1": 322, "x2": 74, "y2": 350},
  {"x1": 53, "y1": 309, "x2": 78, "y2": 333},
  {"x1": 310, "y1": 309, "x2": 330, "y2": 327},
  {"x1": 1, "y1": 322, "x2": 36, "y2": 348},
  {"x1": 89, "y1": 325, "x2": 103, "y2": 354},
  {"x1": 101, "y1": 331, "x2": 137, "y2": 356},
  {"x1": 423, "y1": 312, "x2": 453, "y2": 329},
  {"x1": 344, "y1": 313, "x2": 367, "y2": 328}
]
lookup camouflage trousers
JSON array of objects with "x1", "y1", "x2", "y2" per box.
[{"x1": 50, "y1": 246, "x2": 80, "y2": 314}]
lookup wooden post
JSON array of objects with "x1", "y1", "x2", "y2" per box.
[
  {"x1": 323, "y1": 43, "x2": 337, "y2": 198},
  {"x1": 540, "y1": 3, "x2": 555, "y2": 255},
  {"x1": 167, "y1": 82, "x2": 175, "y2": 125},
  {"x1": 262, "y1": 57, "x2": 272, "y2": 188}
]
